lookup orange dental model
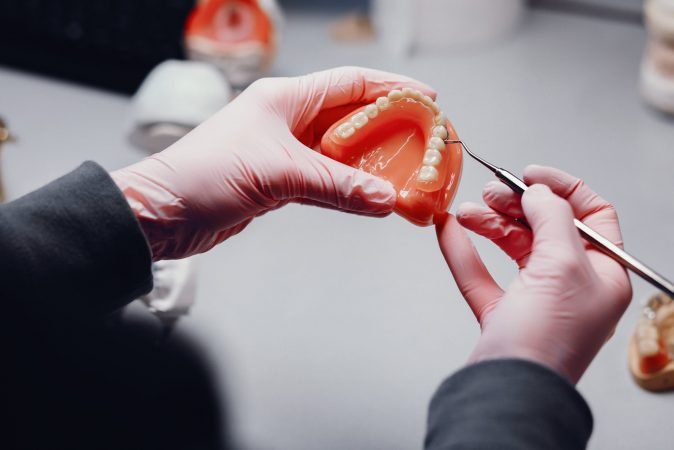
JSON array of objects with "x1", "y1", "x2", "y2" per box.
[
  {"x1": 184, "y1": 0, "x2": 280, "y2": 86},
  {"x1": 629, "y1": 292, "x2": 674, "y2": 391},
  {"x1": 320, "y1": 88, "x2": 462, "y2": 226}
]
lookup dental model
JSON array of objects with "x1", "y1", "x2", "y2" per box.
[
  {"x1": 656, "y1": 301, "x2": 674, "y2": 356},
  {"x1": 634, "y1": 319, "x2": 670, "y2": 375},
  {"x1": 320, "y1": 88, "x2": 462, "y2": 226},
  {"x1": 641, "y1": 0, "x2": 674, "y2": 113},
  {"x1": 629, "y1": 292, "x2": 674, "y2": 391},
  {"x1": 184, "y1": 0, "x2": 282, "y2": 87},
  {"x1": 0, "y1": 117, "x2": 12, "y2": 203},
  {"x1": 139, "y1": 258, "x2": 198, "y2": 333},
  {"x1": 129, "y1": 60, "x2": 232, "y2": 153}
]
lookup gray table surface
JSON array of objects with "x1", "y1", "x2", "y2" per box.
[{"x1": 2, "y1": 9, "x2": 673, "y2": 450}]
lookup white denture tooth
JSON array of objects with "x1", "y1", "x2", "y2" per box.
[
  {"x1": 429, "y1": 101, "x2": 441, "y2": 114},
  {"x1": 421, "y1": 95, "x2": 434, "y2": 107},
  {"x1": 410, "y1": 89, "x2": 423, "y2": 100},
  {"x1": 429, "y1": 136, "x2": 446, "y2": 151},
  {"x1": 364, "y1": 104, "x2": 379, "y2": 119},
  {"x1": 376, "y1": 96, "x2": 391, "y2": 110},
  {"x1": 401, "y1": 87, "x2": 415, "y2": 98},
  {"x1": 423, "y1": 148, "x2": 443, "y2": 166},
  {"x1": 638, "y1": 338, "x2": 660, "y2": 357},
  {"x1": 388, "y1": 89, "x2": 403, "y2": 101},
  {"x1": 432, "y1": 126, "x2": 449, "y2": 140},
  {"x1": 435, "y1": 112, "x2": 447, "y2": 125},
  {"x1": 417, "y1": 165, "x2": 439, "y2": 182},
  {"x1": 335, "y1": 122, "x2": 355, "y2": 139},
  {"x1": 351, "y1": 112, "x2": 369, "y2": 129}
]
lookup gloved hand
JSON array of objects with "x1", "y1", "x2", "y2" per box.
[
  {"x1": 112, "y1": 67, "x2": 436, "y2": 260},
  {"x1": 436, "y1": 165, "x2": 633, "y2": 383}
]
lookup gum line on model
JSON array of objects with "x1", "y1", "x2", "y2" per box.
[
  {"x1": 320, "y1": 88, "x2": 463, "y2": 226},
  {"x1": 630, "y1": 292, "x2": 674, "y2": 391}
]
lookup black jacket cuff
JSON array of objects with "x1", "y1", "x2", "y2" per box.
[
  {"x1": 425, "y1": 359, "x2": 593, "y2": 450},
  {"x1": 0, "y1": 161, "x2": 153, "y2": 317}
]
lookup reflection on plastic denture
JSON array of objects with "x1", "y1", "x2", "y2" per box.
[
  {"x1": 629, "y1": 292, "x2": 674, "y2": 391},
  {"x1": 320, "y1": 88, "x2": 462, "y2": 226},
  {"x1": 184, "y1": 0, "x2": 281, "y2": 87}
]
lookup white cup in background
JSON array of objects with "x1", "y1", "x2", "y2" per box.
[{"x1": 372, "y1": 0, "x2": 527, "y2": 55}]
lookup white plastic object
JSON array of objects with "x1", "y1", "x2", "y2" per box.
[
  {"x1": 372, "y1": 0, "x2": 526, "y2": 55},
  {"x1": 140, "y1": 258, "x2": 198, "y2": 323},
  {"x1": 128, "y1": 60, "x2": 232, "y2": 152},
  {"x1": 132, "y1": 60, "x2": 232, "y2": 129},
  {"x1": 641, "y1": 53, "x2": 674, "y2": 114},
  {"x1": 371, "y1": 0, "x2": 415, "y2": 57},
  {"x1": 416, "y1": 0, "x2": 526, "y2": 49}
]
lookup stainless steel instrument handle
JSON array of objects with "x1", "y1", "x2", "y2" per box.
[
  {"x1": 573, "y1": 219, "x2": 674, "y2": 297},
  {"x1": 496, "y1": 168, "x2": 674, "y2": 298}
]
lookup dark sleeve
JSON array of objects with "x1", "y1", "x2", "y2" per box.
[
  {"x1": 0, "y1": 161, "x2": 153, "y2": 317},
  {"x1": 425, "y1": 359, "x2": 593, "y2": 450}
]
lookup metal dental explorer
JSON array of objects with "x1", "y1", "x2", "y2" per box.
[{"x1": 446, "y1": 139, "x2": 674, "y2": 299}]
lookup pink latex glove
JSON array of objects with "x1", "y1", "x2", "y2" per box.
[
  {"x1": 437, "y1": 165, "x2": 633, "y2": 383},
  {"x1": 112, "y1": 67, "x2": 436, "y2": 260}
]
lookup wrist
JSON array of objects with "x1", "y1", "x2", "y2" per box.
[
  {"x1": 111, "y1": 165, "x2": 182, "y2": 261},
  {"x1": 469, "y1": 337, "x2": 579, "y2": 384}
]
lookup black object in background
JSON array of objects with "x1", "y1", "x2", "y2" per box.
[
  {"x1": 5, "y1": 310, "x2": 231, "y2": 450},
  {"x1": 0, "y1": 0, "x2": 369, "y2": 95},
  {"x1": 0, "y1": 0, "x2": 196, "y2": 94},
  {"x1": 530, "y1": 0, "x2": 642, "y2": 24}
]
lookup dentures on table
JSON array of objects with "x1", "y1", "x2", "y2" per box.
[
  {"x1": 184, "y1": 0, "x2": 281, "y2": 87},
  {"x1": 630, "y1": 292, "x2": 674, "y2": 391},
  {"x1": 321, "y1": 88, "x2": 463, "y2": 226},
  {"x1": 641, "y1": 0, "x2": 674, "y2": 113},
  {"x1": 331, "y1": 88, "x2": 449, "y2": 184}
]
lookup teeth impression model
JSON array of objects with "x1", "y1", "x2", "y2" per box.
[
  {"x1": 629, "y1": 292, "x2": 674, "y2": 391},
  {"x1": 320, "y1": 88, "x2": 462, "y2": 226},
  {"x1": 634, "y1": 319, "x2": 670, "y2": 375},
  {"x1": 184, "y1": 0, "x2": 282, "y2": 87},
  {"x1": 641, "y1": 0, "x2": 674, "y2": 113}
]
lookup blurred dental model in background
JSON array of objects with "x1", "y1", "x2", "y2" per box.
[
  {"x1": 128, "y1": 59, "x2": 232, "y2": 153},
  {"x1": 641, "y1": 0, "x2": 674, "y2": 113},
  {"x1": 630, "y1": 292, "x2": 674, "y2": 391},
  {"x1": 0, "y1": 118, "x2": 15, "y2": 203},
  {"x1": 184, "y1": 0, "x2": 283, "y2": 88},
  {"x1": 139, "y1": 258, "x2": 199, "y2": 333}
]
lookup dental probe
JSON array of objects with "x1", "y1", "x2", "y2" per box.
[{"x1": 446, "y1": 139, "x2": 674, "y2": 299}]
